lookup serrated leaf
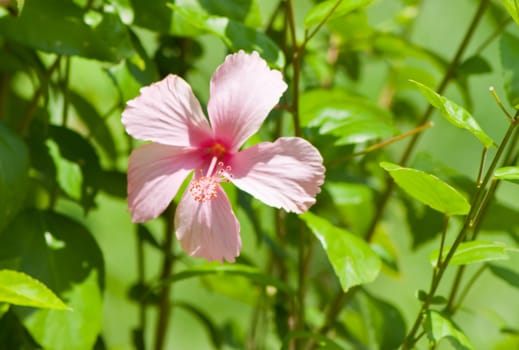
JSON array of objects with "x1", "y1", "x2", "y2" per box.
[
  {"x1": 411, "y1": 80, "x2": 495, "y2": 147},
  {"x1": 0, "y1": 0, "x2": 134, "y2": 62},
  {"x1": 495, "y1": 166, "x2": 519, "y2": 184},
  {"x1": 424, "y1": 310, "x2": 474, "y2": 350},
  {"x1": 502, "y1": 0, "x2": 519, "y2": 25},
  {"x1": 430, "y1": 240, "x2": 511, "y2": 267},
  {"x1": 300, "y1": 89, "x2": 396, "y2": 145},
  {"x1": 161, "y1": 264, "x2": 293, "y2": 294},
  {"x1": 0, "y1": 123, "x2": 29, "y2": 233},
  {"x1": 300, "y1": 212, "x2": 381, "y2": 291},
  {"x1": 380, "y1": 162, "x2": 470, "y2": 216},
  {"x1": 0, "y1": 270, "x2": 68, "y2": 310},
  {"x1": 500, "y1": 32, "x2": 519, "y2": 108},
  {"x1": 168, "y1": 4, "x2": 284, "y2": 67},
  {"x1": 304, "y1": 0, "x2": 373, "y2": 29}
]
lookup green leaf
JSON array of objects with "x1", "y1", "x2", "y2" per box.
[
  {"x1": 196, "y1": 0, "x2": 263, "y2": 27},
  {"x1": 281, "y1": 331, "x2": 343, "y2": 350},
  {"x1": 0, "y1": 210, "x2": 104, "y2": 350},
  {"x1": 300, "y1": 212, "x2": 381, "y2": 291},
  {"x1": 174, "y1": 302, "x2": 223, "y2": 349},
  {"x1": 0, "y1": 270, "x2": 68, "y2": 310},
  {"x1": 48, "y1": 126, "x2": 102, "y2": 212},
  {"x1": 424, "y1": 310, "x2": 474, "y2": 350},
  {"x1": 488, "y1": 264, "x2": 519, "y2": 289},
  {"x1": 495, "y1": 166, "x2": 519, "y2": 184},
  {"x1": 501, "y1": 0, "x2": 519, "y2": 25},
  {"x1": 24, "y1": 270, "x2": 102, "y2": 350},
  {"x1": 457, "y1": 55, "x2": 492, "y2": 76},
  {"x1": 0, "y1": 0, "x2": 134, "y2": 62},
  {"x1": 430, "y1": 241, "x2": 512, "y2": 267},
  {"x1": 300, "y1": 89, "x2": 396, "y2": 145},
  {"x1": 410, "y1": 80, "x2": 495, "y2": 147},
  {"x1": 46, "y1": 139, "x2": 83, "y2": 201},
  {"x1": 161, "y1": 263, "x2": 293, "y2": 294},
  {"x1": 69, "y1": 91, "x2": 117, "y2": 162},
  {"x1": 380, "y1": 162, "x2": 470, "y2": 216},
  {"x1": 168, "y1": 4, "x2": 284, "y2": 67},
  {"x1": 500, "y1": 32, "x2": 519, "y2": 108},
  {"x1": 342, "y1": 291, "x2": 406, "y2": 349},
  {"x1": 0, "y1": 123, "x2": 29, "y2": 233},
  {"x1": 304, "y1": 0, "x2": 373, "y2": 29}
]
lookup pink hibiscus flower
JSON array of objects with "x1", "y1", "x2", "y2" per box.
[{"x1": 122, "y1": 51, "x2": 325, "y2": 262}]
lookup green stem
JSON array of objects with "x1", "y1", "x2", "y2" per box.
[
  {"x1": 19, "y1": 56, "x2": 61, "y2": 136},
  {"x1": 61, "y1": 56, "x2": 71, "y2": 127},
  {"x1": 402, "y1": 118, "x2": 518, "y2": 349},
  {"x1": 303, "y1": 0, "x2": 344, "y2": 48},
  {"x1": 444, "y1": 115, "x2": 519, "y2": 312},
  {"x1": 154, "y1": 206, "x2": 176, "y2": 350},
  {"x1": 365, "y1": 0, "x2": 491, "y2": 242}
]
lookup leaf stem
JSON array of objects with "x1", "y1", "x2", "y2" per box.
[
  {"x1": 303, "y1": 0, "x2": 344, "y2": 48},
  {"x1": 154, "y1": 205, "x2": 176, "y2": 350},
  {"x1": 365, "y1": 0, "x2": 491, "y2": 242},
  {"x1": 401, "y1": 113, "x2": 518, "y2": 349},
  {"x1": 19, "y1": 56, "x2": 61, "y2": 136}
]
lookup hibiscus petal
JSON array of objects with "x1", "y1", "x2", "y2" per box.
[
  {"x1": 230, "y1": 137, "x2": 325, "y2": 213},
  {"x1": 175, "y1": 184, "x2": 241, "y2": 263},
  {"x1": 207, "y1": 51, "x2": 287, "y2": 150},
  {"x1": 128, "y1": 143, "x2": 203, "y2": 222},
  {"x1": 122, "y1": 75, "x2": 212, "y2": 147}
]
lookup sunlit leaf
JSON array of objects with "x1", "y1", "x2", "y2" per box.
[
  {"x1": 168, "y1": 4, "x2": 284, "y2": 67},
  {"x1": 501, "y1": 0, "x2": 519, "y2": 25},
  {"x1": 0, "y1": 0, "x2": 134, "y2": 62},
  {"x1": 24, "y1": 270, "x2": 102, "y2": 350},
  {"x1": 494, "y1": 166, "x2": 519, "y2": 184},
  {"x1": 48, "y1": 126, "x2": 102, "y2": 212},
  {"x1": 0, "y1": 210, "x2": 104, "y2": 350},
  {"x1": 411, "y1": 80, "x2": 495, "y2": 147},
  {"x1": 424, "y1": 310, "x2": 474, "y2": 350},
  {"x1": 304, "y1": 0, "x2": 373, "y2": 29},
  {"x1": 500, "y1": 32, "x2": 519, "y2": 108},
  {"x1": 488, "y1": 264, "x2": 519, "y2": 289},
  {"x1": 0, "y1": 270, "x2": 68, "y2": 310},
  {"x1": 161, "y1": 264, "x2": 293, "y2": 294},
  {"x1": 46, "y1": 139, "x2": 83, "y2": 201},
  {"x1": 430, "y1": 241, "x2": 512, "y2": 267},
  {"x1": 0, "y1": 123, "x2": 29, "y2": 233},
  {"x1": 380, "y1": 162, "x2": 470, "y2": 216},
  {"x1": 300, "y1": 212, "x2": 381, "y2": 291},
  {"x1": 300, "y1": 89, "x2": 396, "y2": 145}
]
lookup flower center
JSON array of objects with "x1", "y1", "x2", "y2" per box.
[
  {"x1": 189, "y1": 157, "x2": 233, "y2": 203},
  {"x1": 209, "y1": 143, "x2": 226, "y2": 158}
]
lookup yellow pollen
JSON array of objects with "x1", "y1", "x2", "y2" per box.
[{"x1": 209, "y1": 143, "x2": 226, "y2": 158}]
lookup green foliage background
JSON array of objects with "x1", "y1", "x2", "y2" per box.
[{"x1": 0, "y1": 0, "x2": 519, "y2": 349}]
